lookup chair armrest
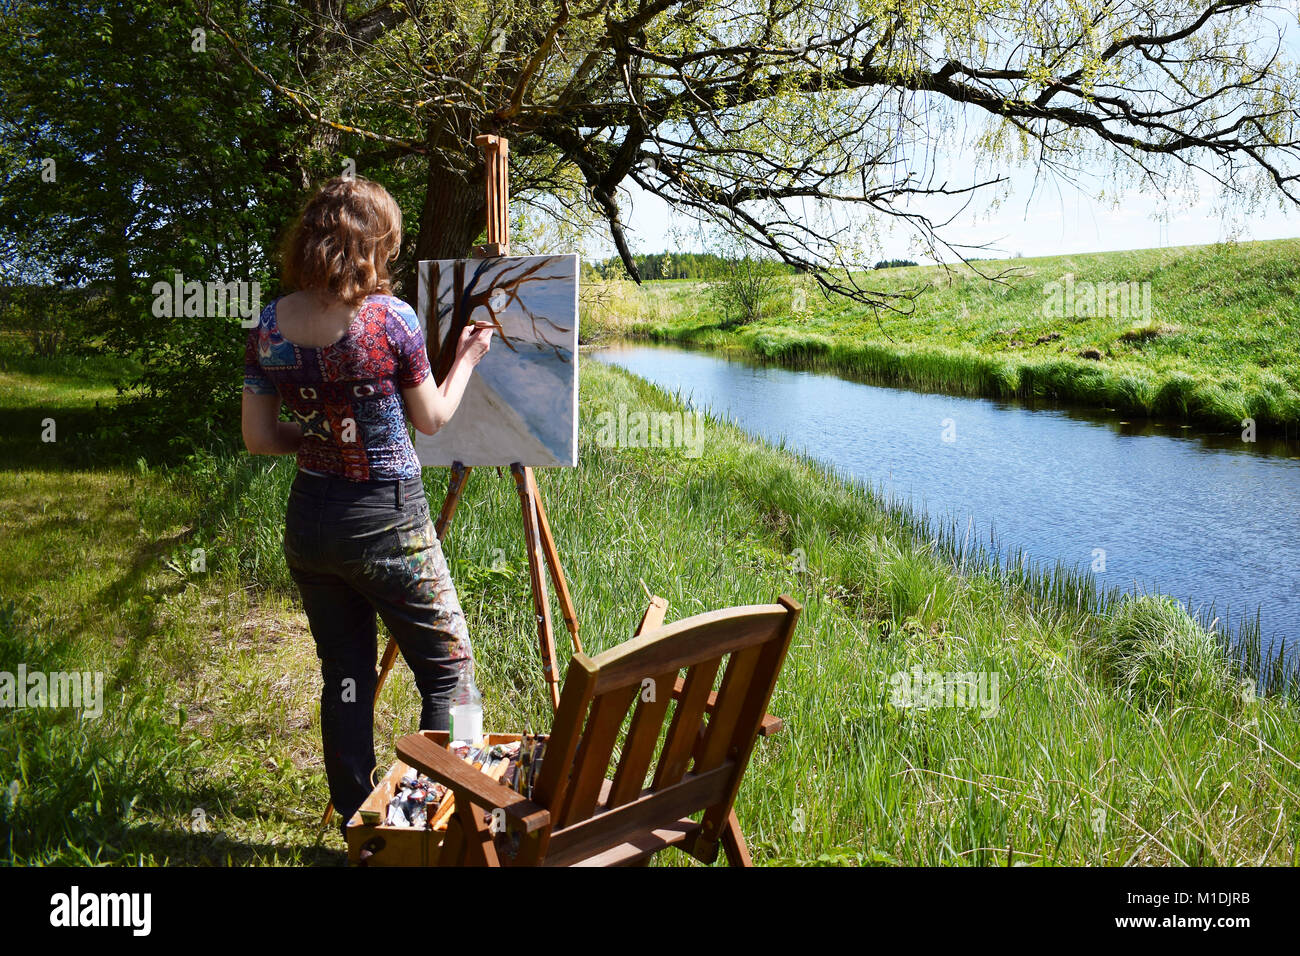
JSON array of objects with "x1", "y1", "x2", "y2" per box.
[
  {"x1": 671, "y1": 676, "x2": 784, "y2": 737},
  {"x1": 395, "y1": 733, "x2": 550, "y2": 834}
]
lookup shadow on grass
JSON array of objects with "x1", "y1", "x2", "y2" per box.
[
  {"x1": 115, "y1": 759, "x2": 345, "y2": 866},
  {"x1": 0, "y1": 662, "x2": 342, "y2": 866},
  {"x1": 109, "y1": 823, "x2": 347, "y2": 866},
  {"x1": 0, "y1": 403, "x2": 138, "y2": 472},
  {"x1": 89, "y1": 529, "x2": 194, "y2": 687},
  {"x1": 4, "y1": 501, "x2": 193, "y2": 676}
]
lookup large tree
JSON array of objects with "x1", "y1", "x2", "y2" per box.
[
  {"x1": 1, "y1": 0, "x2": 320, "y2": 440},
  {"x1": 205, "y1": 0, "x2": 1300, "y2": 305},
  {"x1": 5, "y1": 1, "x2": 1299, "y2": 440}
]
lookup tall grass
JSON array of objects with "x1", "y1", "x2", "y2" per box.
[
  {"x1": 1085, "y1": 596, "x2": 1232, "y2": 709},
  {"x1": 5, "y1": 351, "x2": 1299, "y2": 865},
  {"x1": 175, "y1": 361, "x2": 1300, "y2": 865}
]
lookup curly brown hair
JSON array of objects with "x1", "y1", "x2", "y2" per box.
[{"x1": 281, "y1": 176, "x2": 402, "y2": 305}]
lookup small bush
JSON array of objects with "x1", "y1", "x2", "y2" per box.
[
  {"x1": 1088, "y1": 595, "x2": 1230, "y2": 708},
  {"x1": 708, "y1": 255, "x2": 784, "y2": 327}
]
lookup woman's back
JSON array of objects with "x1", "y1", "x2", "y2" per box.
[{"x1": 244, "y1": 291, "x2": 431, "y2": 481}]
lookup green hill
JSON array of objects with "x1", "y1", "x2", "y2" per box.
[{"x1": 585, "y1": 238, "x2": 1300, "y2": 434}]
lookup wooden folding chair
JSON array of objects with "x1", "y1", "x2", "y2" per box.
[{"x1": 394, "y1": 593, "x2": 800, "y2": 866}]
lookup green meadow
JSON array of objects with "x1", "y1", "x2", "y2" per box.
[
  {"x1": 585, "y1": 239, "x2": 1300, "y2": 434},
  {"x1": 2, "y1": 342, "x2": 1298, "y2": 865}
]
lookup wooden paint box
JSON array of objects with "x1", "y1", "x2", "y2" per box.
[{"x1": 345, "y1": 730, "x2": 524, "y2": 866}]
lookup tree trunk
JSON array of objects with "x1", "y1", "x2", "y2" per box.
[{"x1": 404, "y1": 161, "x2": 486, "y2": 306}]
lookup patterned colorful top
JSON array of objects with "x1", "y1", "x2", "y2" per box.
[{"x1": 243, "y1": 294, "x2": 431, "y2": 481}]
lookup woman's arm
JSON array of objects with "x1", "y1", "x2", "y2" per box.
[
  {"x1": 241, "y1": 390, "x2": 303, "y2": 455},
  {"x1": 402, "y1": 323, "x2": 493, "y2": 436}
]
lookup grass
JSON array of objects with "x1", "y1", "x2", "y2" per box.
[
  {"x1": 0, "y1": 345, "x2": 342, "y2": 863},
  {"x1": 582, "y1": 238, "x2": 1300, "y2": 436},
  {"x1": 2, "y1": 342, "x2": 1299, "y2": 865}
]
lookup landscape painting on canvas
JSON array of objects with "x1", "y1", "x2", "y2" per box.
[{"x1": 414, "y1": 253, "x2": 579, "y2": 467}]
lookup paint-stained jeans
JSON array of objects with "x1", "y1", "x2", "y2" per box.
[{"x1": 283, "y1": 470, "x2": 472, "y2": 828}]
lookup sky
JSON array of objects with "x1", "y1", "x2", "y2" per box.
[{"x1": 597, "y1": 164, "x2": 1300, "y2": 265}]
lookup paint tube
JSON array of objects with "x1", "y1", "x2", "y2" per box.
[{"x1": 386, "y1": 794, "x2": 411, "y2": 828}]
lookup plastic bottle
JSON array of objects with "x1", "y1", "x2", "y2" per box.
[{"x1": 449, "y1": 661, "x2": 483, "y2": 745}]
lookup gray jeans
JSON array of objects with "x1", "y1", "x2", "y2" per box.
[{"x1": 283, "y1": 470, "x2": 472, "y2": 827}]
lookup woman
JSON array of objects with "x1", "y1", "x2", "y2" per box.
[{"x1": 241, "y1": 175, "x2": 493, "y2": 830}]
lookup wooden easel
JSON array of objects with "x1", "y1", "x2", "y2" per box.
[
  {"x1": 438, "y1": 133, "x2": 582, "y2": 710},
  {"x1": 321, "y1": 134, "x2": 580, "y2": 829}
]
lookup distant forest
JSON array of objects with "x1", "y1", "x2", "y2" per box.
[
  {"x1": 580, "y1": 252, "x2": 795, "y2": 281},
  {"x1": 580, "y1": 253, "x2": 917, "y2": 281}
]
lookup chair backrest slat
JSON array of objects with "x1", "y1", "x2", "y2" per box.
[
  {"x1": 607, "y1": 666, "x2": 679, "y2": 809},
  {"x1": 651, "y1": 657, "x2": 722, "y2": 790},
  {"x1": 556, "y1": 684, "x2": 638, "y2": 827},
  {"x1": 531, "y1": 654, "x2": 599, "y2": 813},
  {"x1": 691, "y1": 642, "x2": 764, "y2": 774}
]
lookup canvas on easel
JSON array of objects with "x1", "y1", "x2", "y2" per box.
[{"x1": 414, "y1": 254, "x2": 579, "y2": 468}]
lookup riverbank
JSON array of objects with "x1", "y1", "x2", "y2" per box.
[
  {"x1": 584, "y1": 238, "x2": 1300, "y2": 435},
  {"x1": 3, "y1": 349, "x2": 1299, "y2": 864}
]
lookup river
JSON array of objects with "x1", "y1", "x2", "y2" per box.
[{"x1": 595, "y1": 342, "x2": 1300, "y2": 658}]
